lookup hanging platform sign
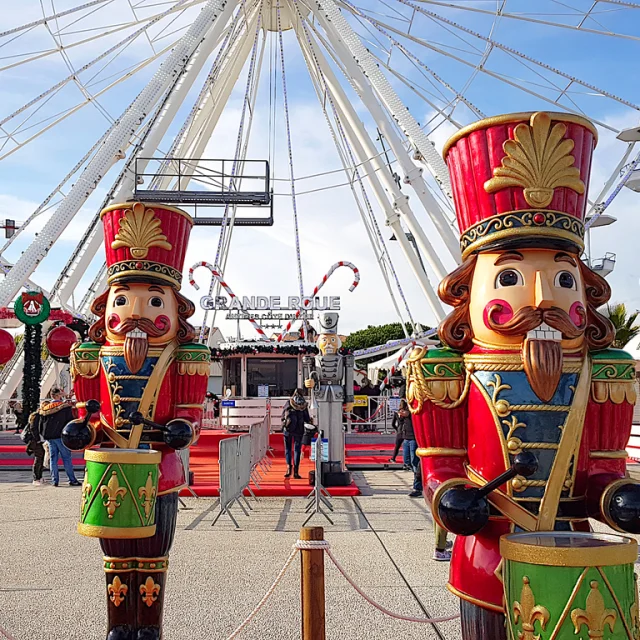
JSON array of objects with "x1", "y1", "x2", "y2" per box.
[{"x1": 14, "y1": 291, "x2": 50, "y2": 325}]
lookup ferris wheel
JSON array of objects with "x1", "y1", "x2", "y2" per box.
[{"x1": 0, "y1": 0, "x2": 638, "y2": 398}]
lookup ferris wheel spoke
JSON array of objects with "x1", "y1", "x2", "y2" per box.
[{"x1": 415, "y1": 0, "x2": 640, "y2": 42}]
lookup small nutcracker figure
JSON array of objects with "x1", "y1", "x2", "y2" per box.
[
  {"x1": 304, "y1": 312, "x2": 354, "y2": 486},
  {"x1": 406, "y1": 112, "x2": 639, "y2": 639},
  {"x1": 62, "y1": 202, "x2": 210, "y2": 640}
]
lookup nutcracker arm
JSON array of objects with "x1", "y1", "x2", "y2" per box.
[
  {"x1": 129, "y1": 412, "x2": 193, "y2": 450},
  {"x1": 343, "y1": 354, "x2": 354, "y2": 405},
  {"x1": 62, "y1": 399, "x2": 101, "y2": 451}
]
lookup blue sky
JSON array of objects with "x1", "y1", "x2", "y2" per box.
[{"x1": 0, "y1": 0, "x2": 639, "y2": 339}]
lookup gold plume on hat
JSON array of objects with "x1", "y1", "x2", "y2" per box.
[
  {"x1": 484, "y1": 112, "x2": 586, "y2": 209},
  {"x1": 112, "y1": 202, "x2": 172, "y2": 259}
]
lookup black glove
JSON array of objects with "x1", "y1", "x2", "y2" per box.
[
  {"x1": 163, "y1": 419, "x2": 193, "y2": 450},
  {"x1": 437, "y1": 485, "x2": 490, "y2": 536},
  {"x1": 607, "y1": 483, "x2": 640, "y2": 534}
]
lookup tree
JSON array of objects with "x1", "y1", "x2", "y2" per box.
[
  {"x1": 343, "y1": 322, "x2": 417, "y2": 351},
  {"x1": 606, "y1": 303, "x2": 640, "y2": 350}
]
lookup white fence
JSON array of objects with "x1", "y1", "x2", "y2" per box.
[
  {"x1": 212, "y1": 415, "x2": 272, "y2": 528},
  {"x1": 0, "y1": 400, "x2": 16, "y2": 431}
]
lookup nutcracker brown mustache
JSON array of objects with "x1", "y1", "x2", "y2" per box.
[
  {"x1": 109, "y1": 316, "x2": 171, "y2": 374},
  {"x1": 487, "y1": 305, "x2": 586, "y2": 403}
]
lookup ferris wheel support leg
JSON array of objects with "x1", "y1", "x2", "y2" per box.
[
  {"x1": 311, "y1": 0, "x2": 461, "y2": 264},
  {"x1": 294, "y1": 21, "x2": 445, "y2": 320},
  {"x1": 0, "y1": 0, "x2": 237, "y2": 307},
  {"x1": 307, "y1": 13, "x2": 451, "y2": 280}
]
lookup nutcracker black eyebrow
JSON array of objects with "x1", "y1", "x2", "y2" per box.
[
  {"x1": 554, "y1": 252, "x2": 577, "y2": 266},
  {"x1": 494, "y1": 251, "x2": 524, "y2": 266},
  {"x1": 147, "y1": 285, "x2": 165, "y2": 294}
]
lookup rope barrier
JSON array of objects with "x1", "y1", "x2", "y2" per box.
[{"x1": 224, "y1": 537, "x2": 459, "y2": 638}]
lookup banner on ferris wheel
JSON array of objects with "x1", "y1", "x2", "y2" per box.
[{"x1": 199, "y1": 295, "x2": 341, "y2": 312}]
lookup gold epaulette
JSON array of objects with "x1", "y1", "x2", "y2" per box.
[
  {"x1": 175, "y1": 343, "x2": 211, "y2": 376},
  {"x1": 69, "y1": 342, "x2": 100, "y2": 380},
  {"x1": 590, "y1": 348, "x2": 637, "y2": 404},
  {"x1": 406, "y1": 346, "x2": 469, "y2": 414}
]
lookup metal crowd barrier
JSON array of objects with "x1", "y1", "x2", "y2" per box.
[{"x1": 212, "y1": 415, "x2": 272, "y2": 528}]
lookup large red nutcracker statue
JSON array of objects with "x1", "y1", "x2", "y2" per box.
[
  {"x1": 62, "y1": 202, "x2": 210, "y2": 640},
  {"x1": 407, "y1": 112, "x2": 639, "y2": 638}
]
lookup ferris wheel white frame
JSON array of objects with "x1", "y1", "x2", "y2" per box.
[{"x1": 0, "y1": 0, "x2": 637, "y2": 400}]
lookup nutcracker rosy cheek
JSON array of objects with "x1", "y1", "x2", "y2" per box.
[
  {"x1": 569, "y1": 302, "x2": 586, "y2": 328},
  {"x1": 483, "y1": 299, "x2": 514, "y2": 329},
  {"x1": 108, "y1": 313, "x2": 120, "y2": 330},
  {"x1": 154, "y1": 315, "x2": 170, "y2": 331}
]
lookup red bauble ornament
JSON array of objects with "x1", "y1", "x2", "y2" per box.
[
  {"x1": 0, "y1": 329, "x2": 15, "y2": 365},
  {"x1": 46, "y1": 325, "x2": 77, "y2": 360}
]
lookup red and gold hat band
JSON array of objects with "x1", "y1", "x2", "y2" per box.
[
  {"x1": 107, "y1": 260, "x2": 183, "y2": 287},
  {"x1": 460, "y1": 210, "x2": 584, "y2": 259}
]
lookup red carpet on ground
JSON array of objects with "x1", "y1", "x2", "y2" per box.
[{"x1": 185, "y1": 431, "x2": 360, "y2": 497}]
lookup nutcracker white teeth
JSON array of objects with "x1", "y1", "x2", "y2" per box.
[{"x1": 526, "y1": 322, "x2": 562, "y2": 342}]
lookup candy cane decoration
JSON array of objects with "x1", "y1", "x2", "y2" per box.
[
  {"x1": 277, "y1": 261, "x2": 360, "y2": 342},
  {"x1": 189, "y1": 262, "x2": 268, "y2": 341}
]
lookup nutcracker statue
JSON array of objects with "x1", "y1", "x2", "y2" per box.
[
  {"x1": 407, "y1": 112, "x2": 640, "y2": 639},
  {"x1": 62, "y1": 202, "x2": 210, "y2": 640},
  {"x1": 304, "y1": 312, "x2": 354, "y2": 486}
]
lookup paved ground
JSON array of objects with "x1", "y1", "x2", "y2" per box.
[{"x1": 0, "y1": 468, "x2": 461, "y2": 640}]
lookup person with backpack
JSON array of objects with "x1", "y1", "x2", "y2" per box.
[{"x1": 281, "y1": 388, "x2": 311, "y2": 479}]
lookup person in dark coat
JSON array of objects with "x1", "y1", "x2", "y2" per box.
[
  {"x1": 41, "y1": 387, "x2": 80, "y2": 487},
  {"x1": 12, "y1": 401, "x2": 26, "y2": 435},
  {"x1": 389, "y1": 410, "x2": 405, "y2": 464},
  {"x1": 24, "y1": 410, "x2": 46, "y2": 485},
  {"x1": 397, "y1": 399, "x2": 422, "y2": 497},
  {"x1": 281, "y1": 388, "x2": 311, "y2": 479}
]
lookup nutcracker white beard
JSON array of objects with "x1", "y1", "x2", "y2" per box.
[{"x1": 110, "y1": 317, "x2": 170, "y2": 374}]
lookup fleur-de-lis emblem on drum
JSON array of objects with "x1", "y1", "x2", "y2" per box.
[
  {"x1": 80, "y1": 481, "x2": 92, "y2": 516},
  {"x1": 513, "y1": 576, "x2": 550, "y2": 640},
  {"x1": 111, "y1": 202, "x2": 172, "y2": 259},
  {"x1": 138, "y1": 472, "x2": 156, "y2": 520},
  {"x1": 100, "y1": 471, "x2": 128, "y2": 519},
  {"x1": 140, "y1": 576, "x2": 161, "y2": 607},
  {"x1": 484, "y1": 111, "x2": 586, "y2": 209},
  {"x1": 571, "y1": 580, "x2": 617, "y2": 638},
  {"x1": 108, "y1": 576, "x2": 128, "y2": 607}
]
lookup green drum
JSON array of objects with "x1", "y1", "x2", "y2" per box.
[
  {"x1": 79, "y1": 449, "x2": 161, "y2": 539},
  {"x1": 501, "y1": 532, "x2": 639, "y2": 640}
]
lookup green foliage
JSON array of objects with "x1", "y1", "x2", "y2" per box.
[
  {"x1": 22, "y1": 324, "x2": 42, "y2": 417},
  {"x1": 343, "y1": 323, "x2": 417, "y2": 351},
  {"x1": 607, "y1": 302, "x2": 640, "y2": 350}
]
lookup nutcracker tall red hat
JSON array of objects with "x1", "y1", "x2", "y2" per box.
[
  {"x1": 100, "y1": 201, "x2": 193, "y2": 288},
  {"x1": 443, "y1": 111, "x2": 597, "y2": 259}
]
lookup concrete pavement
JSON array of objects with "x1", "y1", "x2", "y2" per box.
[{"x1": 0, "y1": 469, "x2": 461, "y2": 640}]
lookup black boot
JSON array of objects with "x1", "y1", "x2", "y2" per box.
[
  {"x1": 284, "y1": 465, "x2": 292, "y2": 478},
  {"x1": 136, "y1": 559, "x2": 168, "y2": 640},
  {"x1": 103, "y1": 558, "x2": 135, "y2": 640},
  {"x1": 293, "y1": 465, "x2": 302, "y2": 479}
]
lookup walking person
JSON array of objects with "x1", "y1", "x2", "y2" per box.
[
  {"x1": 396, "y1": 399, "x2": 422, "y2": 497},
  {"x1": 22, "y1": 409, "x2": 46, "y2": 485},
  {"x1": 12, "y1": 401, "x2": 26, "y2": 435},
  {"x1": 281, "y1": 388, "x2": 311, "y2": 479},
  {"x1": 388, "y1": 407, "x2": 405, "y2": 463},
  {"x1": 41, "y1": 387, "x2": 80, "y2": 487}
]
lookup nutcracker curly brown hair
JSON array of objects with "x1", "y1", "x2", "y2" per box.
[
  {"x1": 88, "y1": 287, "x2": 196, "y2": 344},
  {"x1": 438, "y1": 254, "x2": 614, "y2": 352}
]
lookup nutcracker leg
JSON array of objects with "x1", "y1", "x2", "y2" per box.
[
  {"x1": 460, "y1": 600, "x2": 506, "y2": 640},
  {"x1": 102, "y1": 557, "x2": 136, "y2": 640},
  {"x1": 135, "y1": 493, "x2": 179, "y2": 640}
]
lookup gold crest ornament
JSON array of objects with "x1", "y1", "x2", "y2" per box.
[
  {"x1": 484, "y1": 112, "x2": 586, "y2": 209},
  {"x1": 140, "y1": 576, "x2": 161, "y2": 607},
  {"x1": 138, "y1": 472, "x2": 157, "y2": 520},
  {"x1": 112, "y1": 202, "x2": 172, "y2": 259},
  {"x1": 101, "y1": 471, "x2": 128, "y2": 519},
  {"x1": 571, "y1": 580, "x2": 617, "y2": 637},
  {"x1": 512, "y1": 576, "x2": 550, "y2": 640},
  {"x1": 108, "y1": 576, "x2": 128, "y2": 607}
]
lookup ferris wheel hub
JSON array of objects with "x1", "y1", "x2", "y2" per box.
[{"x1": 261, "y1": 1, "x2": 309, "y2": 32}]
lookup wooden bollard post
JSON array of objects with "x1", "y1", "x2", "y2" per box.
[{"x1": 300, "y1": 526, "x2": 326, "y2": 640}]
